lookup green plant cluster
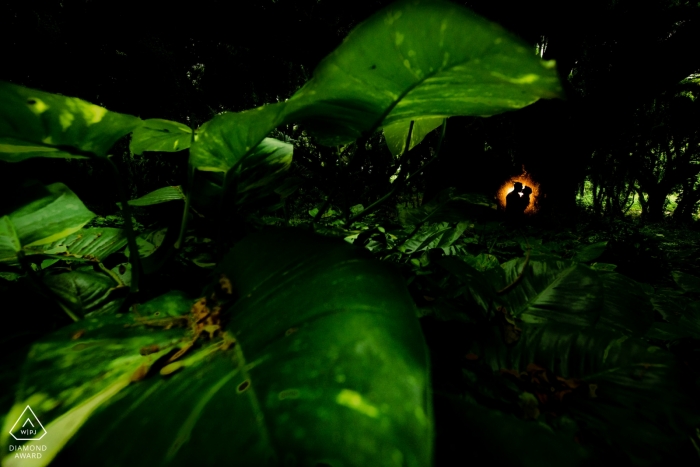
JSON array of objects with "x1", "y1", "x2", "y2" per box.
[{"x1": 1, "y1": 1, "x2": 698, "y2": 466}]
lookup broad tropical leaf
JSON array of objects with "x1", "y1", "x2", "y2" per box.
[
  {"x1": 189, "y1": 105, "x2": 285, "y2": 172},
  {"x1": 43, "y1": 270, "x2": 123, "y2": 318},
  {"x1": 498, "y1": 258, "x2": 603, "y2": 326},
  {"x1": 573, "y1": 241, "x2": 608, "y2": 263},
  {"x1": 30, "y1": 228, "x2": 128, "y2": 263},
  {"x1": 285, "y1": 0, "x2": 562, "y2": 145},
  {"x1": 0, "y1": 307, "x2": 192, "y2": 467},
  {"x1": 0, "y1": 216, "x2": 21, "y2": 264},
  {"x1": 119, "y1": 186, "x2": 186, "y2": 207},
  {"x1": 0, "y1": 182, "x2": 95, "y2": 258},
  {"x1": 400, "y1": 221, "x2": 468, "y2": 254},
  {"x1": 0, "y1": 81, "x2": 141, "y2": 161},
  {"x1": 383, "y1": 117, "x2": 444, "y2": 157},
  {"x1": 129, "y1": 119, "x2": 192, "y2": 155},
  {"x1": 227, "y1": 138, "x2": 294, "y2": 206},
  {"x1": 190, "y1": 0, "x2": 562, "y2": 170},
  {"x1": 4, "y1": 229, "x2": 431, "y2": 466}
]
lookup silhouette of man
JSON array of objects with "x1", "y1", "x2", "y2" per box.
[
  {"x1": 505, "y1": 182, "x2": 523, "y2": 216},
  {"x1": 520, "y1": 185, "x2": 532, "y2": 212}
]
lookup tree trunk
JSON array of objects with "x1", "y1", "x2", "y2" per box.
[
  {"x1": 673, "y1": 186, "x2": 700, "y2": 222},
  {"x1": 645, "y1": 189, "x2": 668, "y2": 222}
]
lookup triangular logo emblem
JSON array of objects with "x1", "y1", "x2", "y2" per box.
[{"x1": 9, "y1": 406, "x2": 47, "y2": 441}]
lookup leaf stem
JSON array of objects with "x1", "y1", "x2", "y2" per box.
[
  {"x1": 175, "y1": 163, "x2": 195, "y2": 249},
  {"x1": 106, "y1": 157, "x2": 141, "y2": 294},
  {"x1": 354, "y1": 119, "x2": 447, "y2": 228}
]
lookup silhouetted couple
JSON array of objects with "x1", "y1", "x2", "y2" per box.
[{"x1": 505, "y1": 182, "x2": 531, "y2": 221}]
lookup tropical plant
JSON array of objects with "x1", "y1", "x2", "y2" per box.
[{"x1": 3, "y1": 1, "x2": 698, "y2": 466}]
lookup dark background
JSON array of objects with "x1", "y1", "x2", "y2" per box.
[{"x1": 1, "y1": 0, "x2": 699, "y2": 220}]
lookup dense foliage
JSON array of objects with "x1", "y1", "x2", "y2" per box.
[{"x1": 1, "y1": 1, "x2": 699, "y2": 466}]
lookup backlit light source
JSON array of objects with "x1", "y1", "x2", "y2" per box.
[{"x1": 497, "y1": 170, "x2": 540, "y2": 214}]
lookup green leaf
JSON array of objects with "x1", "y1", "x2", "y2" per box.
[
  {"x1": 383, "y1": 117, "x2": 444, "y2": 157},
  {"x1": 190, "y1": 104, "x2": 285, "y2": 172},
  {"x1": 124, "y1": 228, "x2": 167, "y2": 259},
  {"x1": 672, "y1": 270, "x2": 700, "y2": 293},
  {"x1": 460, "y1": 252, "x2": 500, "y2": 271},
  {"x1": 645, "y1": 322, "x2": 691, "y2": 340},
  {"x1": 498, "y1": 258, "x2": 603, "y2": 326},
  {"x1": 651, "y1": 289, "x2": 689, "y2": 324},
  {"x1": 43, "y1": 270, "x2": 121, "y2": 318},
  {"x1": 590, "y1": 262, "x2": 617, "y2": 271},
  {"x1": 573, "y1": 241, "x2": 608, "y2": 262},
  {"x1": 30, "y1": 228, "x2": 128, "y2": 263},
  {"x1": 220, "y1": 228, "x2": 432, "y2": 464},
  {"x1": 0, "y1": 181, "x2": 95, "y2": 251},
  {"x1": 0, "y1": 216, "x2": 21, "y2": 264},
  {"x1": 0, "y1": 81, "x2": 141, "y2": 161},
  {"x1": 228, "y1": 138, "x2": 293, "y2": 205},
  {"x1": 119, "y1": 186, "x2": 186, "y2": 207},
  {"x1": 0, "y1": 137, "x2": 81, "y2": 162},
  {"x1": 285, "y1": 0, "x2": 563, "y2": 145},
  {"x1": 134, "y1": 290, "x2": 194, "y2": 318},
  {"x1": 31, "y1": 229, "x2": 432, "y2": 466},
  {"x1": 189, "y1": 0, "x2": 562, "y2": 170},
  {"x1": 0, "y1": 310, "x2": 190, "y2": 465},
  {"x1": 400, "y1": 222, "x2": 466, "y2": 254},
  {"x1": 129, "y1": 118, "x2": 192, "y2": 155}
]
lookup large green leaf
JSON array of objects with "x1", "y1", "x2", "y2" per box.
[
  {"x1": 0, "y1": 81, "x2": 141, "y2": 161},
  {"x1": 190, "y1": 105, "x2": 285, "y2": 172},
  {"x1": 400, "y1": 221, "x2": 468, "y2": 254},
  {"x1": 285, "y1": 0, "x2": 562, "y2": 145},
  {"x1": 0, "y1": 216, "x2": 21, "y2": 263},
  {"x1": 573, "y1": 241, "x2": 608, "y2": 263},
  {"x1": 227, "y1": 138, "x2": 294, "y2": 206},
  {"x1": 0, "y1": 182, "x2": 95, "y2": 258},
  {"x1": 651, "y1": 288, "x2": 690, "y2": 324},
  {"x1": 383, "y1": 117, "x2": 444, "y2": 157},
  {"x1": 498, "y1": 258, "x2": 603, "y2": 326},
  {"x1": 129, "y1": 119, "x2": 192, "y2": 155},
  {"x1": 4, "y1": 229, "x2": 431, "y2": 466},
  {"x1": 43, "y1": 270, "x2": 122, "y2": 318},
  {"x1": 215, "y1": 229, "x2": 432, "y2": 465},
  {"x1": 672, "y1": 270, "x2": 700, "y2": 293},
  {"x1": 30, "y1": 228, "x2": 128, "y2": 263},
  {"x1": 0, "y1": 307, "x2": 192, "y2": 467},
  {"x1": 190, "y1": 0, "x2": 562, "y2": 171},
  {"x1": 119, "y1": 186, "x2": 185, "y2": 207}
]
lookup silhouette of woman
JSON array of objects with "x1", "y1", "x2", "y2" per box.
[{"x1": 520, "y1": 185, "x2": 532, "y2": 212}]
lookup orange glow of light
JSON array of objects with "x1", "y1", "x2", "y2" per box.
[{"x1": 497, "y1": 171, "x2": 540, "y2": 214}]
